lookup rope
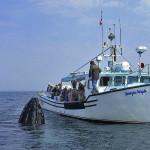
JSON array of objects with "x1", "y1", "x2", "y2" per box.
[
  {"x1": 67, "y1": 47, "x2": 137, "y2": 77},
  {"x1": 116, "y1": 49, "x2": 137, "y2": 71},
  {"x1": 73, "y1": 48, "x2": 110, "y2": 73}
]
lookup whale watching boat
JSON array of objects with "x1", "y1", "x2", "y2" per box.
[{"x1": 39, "y1": 6, "x2": 150, "y2": 124}]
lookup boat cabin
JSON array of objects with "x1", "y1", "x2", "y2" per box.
[{"x1": 61, "y1": 71, "x2": 150, "y2": 98}]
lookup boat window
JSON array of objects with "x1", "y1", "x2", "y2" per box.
[
  {"x1": 100, "y1": 77, "x2": 109, "y2": 86},
  {"x1": 114, "y1": 76, "x2": 125, "y2": 86},
  {"x1": 127, "y1": 76, "x2": 138, "y2": 84},
  {"x1": 140, "y1": 76, "x2": 150, "y2": 83}
]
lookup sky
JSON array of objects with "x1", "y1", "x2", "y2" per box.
[{"x1": 1, "y1": 0, "x2": 150, "y2": 91}]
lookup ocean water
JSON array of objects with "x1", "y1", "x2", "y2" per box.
[{"x1": 1, "y1": 92, "x2": 150, "y2": 150}]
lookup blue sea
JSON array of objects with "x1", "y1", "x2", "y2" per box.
[{"x1": 1, "y1": 91, "x2": 150, "y2": 150}]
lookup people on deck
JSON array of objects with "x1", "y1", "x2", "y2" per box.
[
  {"x1": 89, "y1": 61, "x2": 101, "y2": 94},
  {"x1": 47, "y1": 83, "x2": 51, "y2": 92},
  {"x1": 51, "y1": 85, "x2": 61, "y2": 99},
  {"x1": 58, "y1": 83, "x2": 62, "y2": 89},
  {"x1": 78, "y1": 81, "x2": 85, "y2": 101},
  {"x1": 61, "y1": 86, "x2": 68, "y2": 101},
  {"x1": 68, "y1": 89, "x2": 75, "y2": 101},
  {"x1": 47, "y1": 81, "x2": 86, "y2": 102},
  {"x1": 74, "y1": 90, "x2": 79, "y2": 101},
  {"x1": 78, "y1": 81, "x2": 85, "y2": 92},
  {"x1": 71, "y1": 80, "x2": 77, "y2": 90}
]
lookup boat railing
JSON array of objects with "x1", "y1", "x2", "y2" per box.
[
  {"x1": 49, "y1": 89, "x2": 86, "y2": 102},
  {"x1": 141, "y1": 64, "x2": 150, "y2": 74},
  {"x1": 141, "y1": 64, "x2": 150, "y2": 82}
]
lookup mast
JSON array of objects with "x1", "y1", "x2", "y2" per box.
[
  {"x1": 100, "y1": 0, "x2": 122, "y2": 71},
  {"x1": 113, "y1": 24, "x2": 116, "y2": 63}
]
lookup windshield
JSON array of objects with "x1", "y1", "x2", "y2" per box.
[
  {"x1": 114, "y1": 76, "x2": 125, "y2": 86},
  {"x1": 127, "y1": 76, "x2": 138, "y2": 84},
  {"x1": 140, "y1": 76, "x2": 150, "y2": 83}
]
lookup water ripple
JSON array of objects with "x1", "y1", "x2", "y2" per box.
[{"x1": 1, "y1": 92, "x2": 150, "y2": 150}]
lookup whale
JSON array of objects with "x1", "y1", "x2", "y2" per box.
[{"x1": 18, "y1": 97, "x2": 45, "y2": 126}]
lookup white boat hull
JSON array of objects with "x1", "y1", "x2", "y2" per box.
[{"x1": 39, "y1": 84, "x2": 150, "y2": 123}]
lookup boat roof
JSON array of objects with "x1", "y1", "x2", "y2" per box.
[
  {"x1": 61, "y1": 72, "x2": 149, "y2": 82},
  {"x1": 61, "y1": 74, "x2": 89, "y2": 82},
  {"x1": 101, "y1": 72, "x2": 148, "y2": 76}
]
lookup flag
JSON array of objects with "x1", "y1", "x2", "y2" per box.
[{"x1": 100, "y1": 18, "x2": 102, "y2": 25}]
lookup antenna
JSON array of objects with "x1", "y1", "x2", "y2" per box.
[
  {"x1": 106, "y1": 27, "x2": 108, "y2": 46},
  {"x1": 118, "y1": 0, "x2": 122, "y2": 55},
  {"x1": 119, "y1": 19, "x2": 121, "y2": 46},
  {"x1": 113, "y1": 24, "x2": 116, "y2": 45},
  {"x1": 136, "y1": 46, "x2": 147, "y2": 73},
  {"x1": 100, "y1": 0, "x2": 104, "y2": 55}
]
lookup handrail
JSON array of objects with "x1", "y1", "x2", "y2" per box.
[
  {"x1": 141, "y1": 64, "x2": 150, "y2": 82},
  {"x1": 141, "y1": 64, "x2": 150, "y2": 72}
]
